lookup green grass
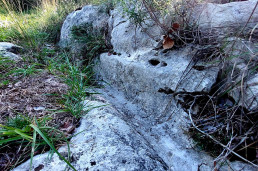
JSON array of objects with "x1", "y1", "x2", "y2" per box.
[
  {"x1": 71, "y1": 23, "x2": 108, "y2": 64},
  {"x1": 0, "y1": 0, "x2": 107, "y2": 170},
  {"x1": 0, "y1": 46, "x2": 96, "y2": 169},
  {"x1": 45, "y1": 51, "x2": 96, "y2": 118},
  {"x1": 0, "y1": 0, "x2": 106, "y2": 49},
  {"x1": 0, "y1": 114, "x2": 75, "y2": 170}
]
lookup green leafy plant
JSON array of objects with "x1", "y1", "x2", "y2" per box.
[
  {"x1": 71, "y1": 23, "x2": 108, "y2": 64},
  {"x1": 0, "y1": 114, "x2": 76, "y2": 170},
  {"x1": 10, "y1": 63, "x2": 43, "y2": 76},
  {"x1": 0, "y1": 56, "x2": 15, "y2": 75},
  {"x1": 46, "y1": 52, "x2": 95, "y2": 118},
  {"x1": 0, "y1": 0, "x2": 108, "y2": 170}
]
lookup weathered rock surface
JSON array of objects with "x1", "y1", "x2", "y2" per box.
[
  {"x1": 96, "y1": 47, "x2": 219, "y2": 116},
  {"x1": 108, "y1": 8, "x2": 162, "y2": 54},
  {"x1": 191, "y1": 0, "x2": 258, "y2": 32},
  {"x1": 13, "y1": 91, "x2": 257, "y2": 171},
  {"x1": 59, "y1": 4, "x2": 163, "y2": 54},
  {"x1": 230, "y1": 73, "x2": 258, "y2": 110},
  {"x1": 0, "y1": 42, "x2": 22, "y2": 60},
  {"x1": 224, "y1": 37, "x2": 258, "y2": 110},
  {"x1": 59, "y1": 5, "x2": 109, "y2": 52},
  {"x1": 13, "y1": 100, "x2": 168, "y2": 171},
  {"x1": 14, "y1": 2, "x2": 258, "y2": 171}
]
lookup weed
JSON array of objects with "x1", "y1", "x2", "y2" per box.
[
  {"x1": 71, "y1": 23, "x2": 108, "y2": 65},
  {"x1": 10, "y1": 63, "x2": 43, "y2": 76},
  {"x1": 46, "y1": 51, "x2": 95, "y2": 118},
  {"x1": 0, "y1": 114, "x2": 75, "y2": 170},
  {"x1": 0, "y1": 0, "x2": 107, "y2": 49},
  {"x1": 0, "y1": 56, "x2": 15, "y2": 74}
]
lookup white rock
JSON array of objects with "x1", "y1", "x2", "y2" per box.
[
  {"x1": 59, "y1": 5, "x2": 109, "y2": 52},
  {"x1": 0, "y1": 42, "x2": 22, "y2": 60},
  {"x1": 224, "y1": 37, "x2": 258, "y2": 111},
  {"x1": 14, "y1": 4, "x2": 258, "y2": 171},
  {"x1": 109, "y1": 8, "x2": 162, "y2": 54},
  {"x1": 33, "y1": 106, "x2": 46, "y2": 111},
  {"x1": 191, "y1": 0, "x2": 258, "y2": 32},
  {"x1": 230, "y1": 73, "x2": 258, "y2": 110},
  {"x1": 96, "y1": 47, "x2": 219, "y2": 116},
  {"x1": 13, "y1": 100, "x2": 168, "y2": 171}
]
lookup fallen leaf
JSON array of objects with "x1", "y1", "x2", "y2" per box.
[
  {"x1": 163, "y1": 35, "x2": 174, "y2": 49},
  {"x1": 172, "y1": 22, "x2": 180, "y2": 30},
  {"x1": 60, "y1": 121, "x2": 76, "y2": 134},
  {"x1": 61, "y1": 121, "x2": 71, "y2": 129}
]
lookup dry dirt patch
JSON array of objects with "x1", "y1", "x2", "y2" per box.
[
  {"x1": 0, "y1": 71, "x2": 76, "y2": 132},
  {"x1": 0, "y1": 71, "x2": 80, "y2": 170}
]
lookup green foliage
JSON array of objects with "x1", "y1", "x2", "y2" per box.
[
  {"x1": 3, "y1": 0, "x2": 41, "y2": 11},
  {"x1": 46, "y1": 52, "x2": 94, "y2": 118},
  {"x1": 6, "y1": 115, "x2": 31, "y2": 129},
  {"x1": 0, "y1": 0, "x2": 106, "y2": 169},
  {"x1": 0, "y1": 114, "x2": 75, "y2": 170},
  {"x1": 10, "y1": 63, "x2": 43, "y2": 76},
  {"x1": 113, "y1": 0, "x2": 147, "y2": 25},
  {"x1": 0, "y1": 56, "x2": 15, "y2": 73},
  {"x1": 0, "y1": 56, "x2": 16, "y2": 86},
  {"x1": 71, "y1": 23, "x2": 108, "y2": 64},
  {"x1": 0, "y1": 0, "x2": 104, "y2": 49},
  {"x1": 30, "y1": 124, "x2": 76, "y2": 171}
]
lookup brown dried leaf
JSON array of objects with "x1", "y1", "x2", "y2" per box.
[
  {"x1": 163, "y1": 35, "x2": 174, "y2": 49},
  {"x1": 172, "y1": 22, "x2": 180, "y2": 30}
]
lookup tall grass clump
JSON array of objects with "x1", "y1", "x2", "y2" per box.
[
  {"x1": 45, "y1": 50, "x2": 96, "y2": 118},
  {"x1": 0, "y1": 114, "x2": 76, "y2": 170},
  {"x1": 0, "y1": 0, "x2": 105, "y2": 49}
]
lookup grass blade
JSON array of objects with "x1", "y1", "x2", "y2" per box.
[
  {"x1": 29, "y1": 124, "x2": 76, "y2": 171},
  {"x1": 30, "y1": 129, "x2": 37, "y2": 171},
  {"x1": 0, "y1": 136, "x2": 23, "y2": 145},
  {"x1": 14, "y1": 129, "x2": 33, "y2": 141}
]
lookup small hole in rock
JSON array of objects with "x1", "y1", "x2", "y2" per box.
[
  {"x1": 149, "y1": 59, "x2": 160, "y2": 66},
  {"x1": 158, "y1": 87, "x2": 174, "y2": 94},
  {"x1": 34, "y1": 164, "x2": 44, "y2": 171},
  {"x1": 90, "y1": 161, "x2": 96, "y2": 166},
  {"x1": 161, "y1": 62, "x2": 167, "y2": 67}
]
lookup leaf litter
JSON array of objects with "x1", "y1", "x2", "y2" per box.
[{"x1": 0, "y1": 71, "x2": 78, "y2": 170}]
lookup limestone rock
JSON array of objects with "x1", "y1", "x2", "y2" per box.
[
  {"x1": 59, "y1": 5, "x2": 109, "y2": 52},
  {"x1": 94, "y1": 87, "x2": 256, "y2": 171},
  {"x1": 224, "y1": 37, "x2": 258, "y2": 111},
  {"x1": 0, "y1": 42, "x2": 22, "y2": 60},
  {"x1": 224, "y1": 37, "x2": 258, "y2": 66},
  {"x1": 109, "y1": 8, "x2": 162, "y2": 54},
  {"x1": 96, "y1": 47, "x2": 219, "y2": 116},
  {"x1": 191, "y1": 0, "x2": 258, "y2": 32},
  {"x1": 230, "y1": 73, "x2": 258, "y2": 111},
  {"x1": 14, "y1": 3, "x2": 258, "y2": 171},
  {"x1": 13, "y1": 92, "x2": 257, "y2": 171},
  {"x1": 13, "y1": 100, "x2": 168, "y2": 171}
]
